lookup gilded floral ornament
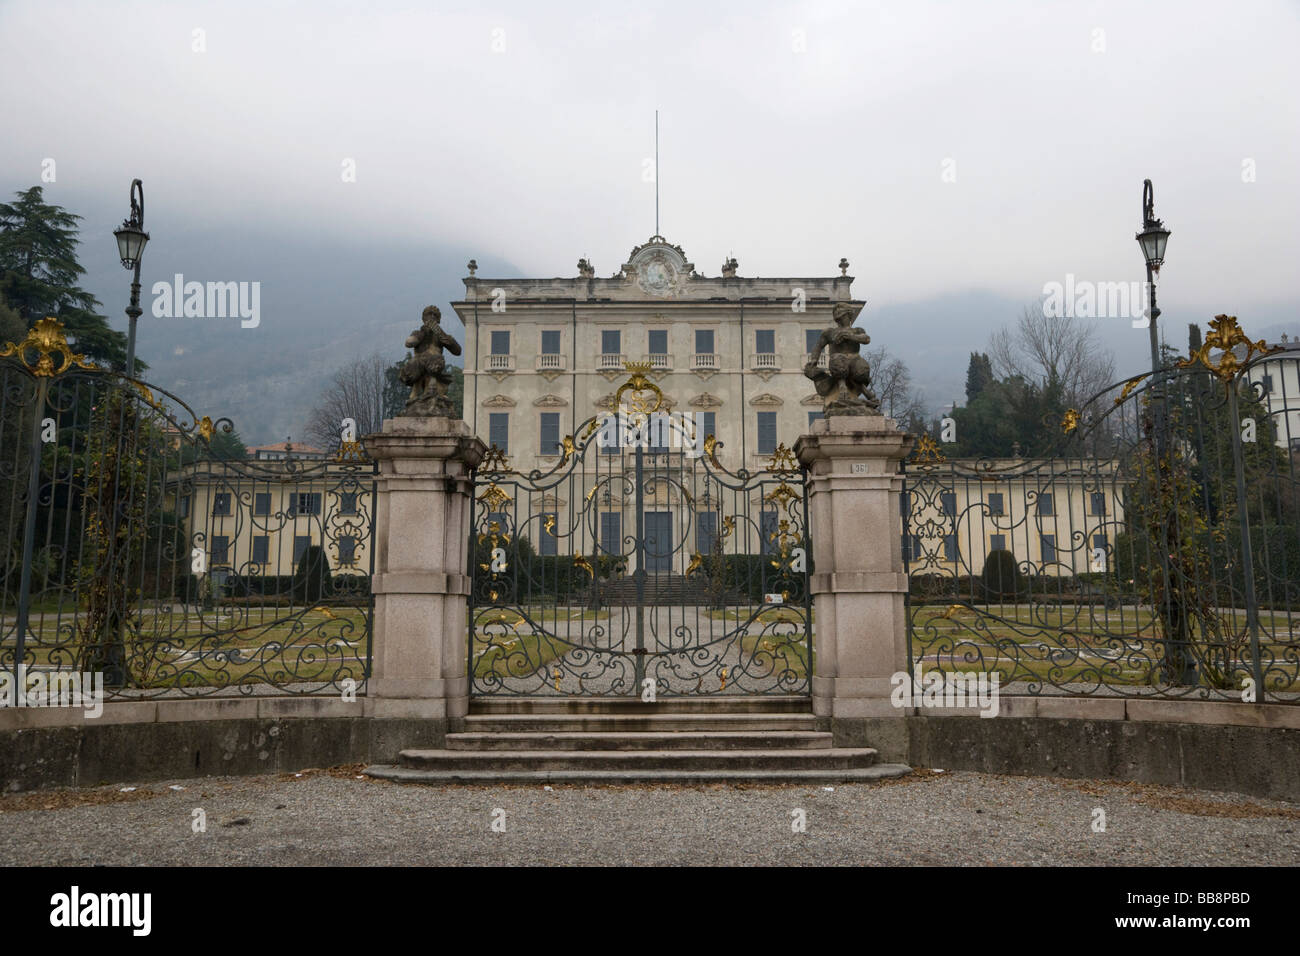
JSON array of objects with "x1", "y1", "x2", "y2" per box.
[
  {"x1": 335, "y1": 439, "x2": 368, "y2": 462},
  {"x1": 765, "y1": 442, "x2": 798, "y2": 473},
  {"x1": 477, "y1": 483, "x2": 512, "y2": 511},
  {"x1": 911, "y1": 433, "x2": 946, "y2": 464},
  {"x1": 0, "y1": 317, "x2": 97, "y2": 377},
  {"x1": 481, "y1": 445, "x2": 511, "y2": 472},
  {"x1": 1177, "y1": 314, "x2": 1282, "y2": 386},
  {"x1": 1061, "y1": 408, "x2": 1080, "y2": 434},
  {"x1": 614, "y1": 362, "x2": 664, "y2": 414}
]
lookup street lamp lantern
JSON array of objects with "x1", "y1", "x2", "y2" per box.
[
  {"x1": 115, "y1": 179, "x2": 148, "y2": 375},
  {"x1": 1136, "y1": 179, "x2": 1170, "y2": 273},
  {"x1": 114, "y1": 220, "x2": 149, "y2": 268}
]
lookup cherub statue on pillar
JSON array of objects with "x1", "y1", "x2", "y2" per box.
[
  {"x1": 803, "y1": 302, "x2": 881, "y2": 416},
  {"x1": 398, "y1": 305, "x2": 462, "y2": 417}
]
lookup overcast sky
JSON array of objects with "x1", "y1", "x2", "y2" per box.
[{"x1": 2, "y1": 0, "x2": 1298, "y2": 379}]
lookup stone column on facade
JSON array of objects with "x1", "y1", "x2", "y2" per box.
[
  {"x1": 364, "y1": 416, "x2": 485, "y2": 733},
  {"x1": 794, "y1": 415, "x2": 914, "y2": 756}
]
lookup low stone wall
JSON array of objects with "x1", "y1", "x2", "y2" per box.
[
  {"x1": 4, "y1": 694, "x2": 1297, "y2": 800},
  {"x1": 836, "y1": 696, "x2": 1300, "y2": 802},
  {"x1": 0, "y1": 697, "x2": 452, "y2": 793}
]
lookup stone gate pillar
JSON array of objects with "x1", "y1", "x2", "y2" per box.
[
  {"x1": 794, "y1": 415, "x2": 913, "y2": 757},
  {"x1": 365, "y1": 416, "x2": 485, "y2": 734}
]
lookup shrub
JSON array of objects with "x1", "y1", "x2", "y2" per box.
[{"x1": 982, "y1": 549, "x2": 1021, "y2": 600}]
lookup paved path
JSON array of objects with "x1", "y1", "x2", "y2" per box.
[{"x1": 2, "y1": 769, "x2": 1295, "y2": 866}]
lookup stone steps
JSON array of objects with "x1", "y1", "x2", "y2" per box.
[
  {"x1": 468, "y1": 696, "x2": 810, "y2": 714},
  {"x1": 463, "y1": 714, "x2": 819, "y2": 733},
  {"x1": 365, "y1": 699, "x2": 911, "y2": 786},
  {"x1": 447, "y1": 731, "x2": 833, "y2": 751},
  {"x1": 365, "y1": 765, "x2": 913, "y2": 786}
]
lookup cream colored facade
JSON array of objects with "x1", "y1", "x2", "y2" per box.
[
  {"x1": 902, "y1": 456, "x2": 1129, "y2": 577},
  {"x1": 453, "y1": 236, "x2": 854, "y2": 472},
  {"x1": 172, "y1": 460, "x2": 374, "y2": 578},
  {"x1": 1242, "y1": 343, "x2": 1300, "y2": 449}
]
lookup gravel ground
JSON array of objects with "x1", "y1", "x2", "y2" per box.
[{"x1": 1, "y1": 768, "x2": 1296, "y2": 866}]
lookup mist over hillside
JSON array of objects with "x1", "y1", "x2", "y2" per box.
[{"x1": 67, "y1": 217, "x2": 1297, "y2": 445}]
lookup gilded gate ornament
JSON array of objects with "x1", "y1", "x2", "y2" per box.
[
  {"x1": 1177, "y1": 314, "x2": 1282, "y2": 386},
  {"x1": 0, "y1": 317, "x2": 97, "y2": 377}
]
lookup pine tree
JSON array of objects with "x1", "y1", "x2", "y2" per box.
[
  {"x1": 0, "y1": 186, "x2": 128, "y2": 368},
  {"x1": 964, "y1": 352, "x2": 995, "y2": 403}
]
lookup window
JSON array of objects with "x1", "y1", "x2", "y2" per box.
[
  {"x1": 648, "y1": 412, "x2": 670, "y2": 453},
  {"x1": 943, "y1": 535, "x2": 958, "y2": 562},
  {"x1": 253, "y1": 492, "x2": 271, "y2": 516},
  {"x1": 178, "y1": 495, "x2": 191, "y2": 519},
  {"x1": 540, "y1": 413, "x2": 561, "y2": 456},
  {"x1": 699, "y1": 411, "x2": 716, "y2": 442},
  {"x1": 338, "y1": 535, "x2": 357, "y2": 565},
  {"x1": 695, "y1": 329, "x2": 714, "y2": 355},
  {"x1": 648, "y1": 329, "x2": 668, "y2": 355},
  {"x1": 601, "y1": 329, "x2": 621, "y2": 355},
  {"x1": 541, "y1": 330, "x2": 561, "y2": 355},
  {"x1": 1092, "y1": 533, "x2": 1108, "y2": 551},
  {"x1": 808, "y1": 411, "x2": 824, "y2": 428},
  {"x1": 291, "y1": 493, "x2": 321, "y2": 516},
  {"x1": 251, "y1": 535, "x2": 269, "y2": 564},
  {"x1": 806, "y1": 329, "x2": 822, "y2": 354},
  {"x1": 755, "y1": 329, "x2": 775, "y2": 354},
  {"x1": 987, "y1": 492, "x2": 1004, "y2": 516},
  {"x1": 1041, "y1": 534, "x2": 1056, "y2": 562},
  {"x1": 697, "y1": 511, "x2": 719, "y2": 555},
  {"x1": 599, "y1": 512, "x2": 622, "y2": 557},
  {"x1": 757, "y1": 412, "x2": 778, "y2": 455},
  {"x1": 340, "y1": 492, "x2": 358, "y2": 515},
  {"x1": 940, "y1": 492, "x2": 957, "y2": 517},
  {"x1": 902, "y1": 533, "x2": 921, "y2": 562},
  {"x1": 293, "y1": 536, "x2": 311, "y2": 563},
  {"x1": 1090, "y1": 492, "x2": 1107, "y2": 516},
  {"x1": 990, "y1": 534, "x2": 1007, "y2": 552},
  {"x1": 489, "y1": 413, "x2": 509, "y2": 454},
  {"x1": 760, "y1": 510, "x2": 779, "y2": 554},
  {"x1": 1263, "y1": 374, "x2": 1274, "y2": 394},
  {"x1": 212, "y1": 493, "x2": 231, "y2": 516},
  {"x1": 1037, "y1": 493, "x2": 1055, "y2": 516},
  {"x1": 211, "y1": 535, "x2": 229, "y2": 565},
  {"x1": 539, "y1": 513, "x2": 558, "y2": 556},
  {"x1": 490, "y1": 330, "x2": 510, "y2": 355}
]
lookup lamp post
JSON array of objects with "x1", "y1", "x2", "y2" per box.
[
  {"x1": 1136, "y1": 179, "x2": 1170, "y2": 378},
  {"x1": 113, "y1": 179, "x2": 149, "y2": 376},
  {"x1": 1135, "y1": 180, "x2": 1192, "y2": 683}
]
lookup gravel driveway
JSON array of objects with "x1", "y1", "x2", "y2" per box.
[{"x1": 2, "y1": 768, "x2": 1297, "y2": 866}]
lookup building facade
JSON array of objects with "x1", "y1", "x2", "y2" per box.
[{"x1": 453, "y1": 236, "x2": 851, "y2": 472}]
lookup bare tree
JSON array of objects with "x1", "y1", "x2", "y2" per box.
[
  {"x1": 988, "y1": 306, "x2": 1116, "y2": 409},
  {"x1": 866, "y1": 343, "x2": 926, "y2": 423},
  {"x1": 304, "y1": 353, "x2": 391, "y2": 451}
]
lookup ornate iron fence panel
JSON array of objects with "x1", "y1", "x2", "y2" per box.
[
  {"x1": 0, "y1": 319, "x2": 376, "y2": 701},
  {"x1": 469, "y1": 367, "x2": 811, "y2": 697},
  {"x1": 903, "y1": 317, "x2": 1300, "y2": 703}
]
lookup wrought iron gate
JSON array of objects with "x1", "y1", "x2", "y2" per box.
[
  {"x1": 0, "y1": 318, "x2": 376, "y2": 700},
  {"x1": 903, "y1": 316, "x2": 1300, "y2": 704},
  {"x1": 469, "y1": 365, "x2": 811, "y2": 697}
]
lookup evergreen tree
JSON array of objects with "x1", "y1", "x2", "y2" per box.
[
  {"x1": 964, "y1": 352, "x2": 995, "y2": 403},
  {"x1": 0, "y1": 186, "x2": 128, "y2": 368}
]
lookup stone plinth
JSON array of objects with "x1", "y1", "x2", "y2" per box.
[
  {"x1": 365, "y1": 417, "x2": 485, "y2": 726},
  {"x1": 794, "y1": 415, "x2": 914, "y2": 749}
]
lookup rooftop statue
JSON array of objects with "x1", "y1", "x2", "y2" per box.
[
  {"x1": 804, "y1": 302, "x2": 881, "y2": 416},
  {"x1": 399, "y1": 305, "x2": 462, "y2": 417}
]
